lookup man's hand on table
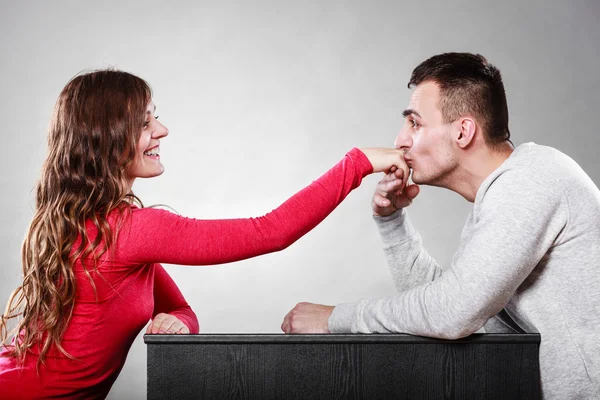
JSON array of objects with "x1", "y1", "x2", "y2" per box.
[{"x1": 281, "y1": 302, "x2": 334, "y2": 334}]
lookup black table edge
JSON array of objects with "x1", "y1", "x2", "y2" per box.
[{"x1": 144, "y1": 333, "x2": 541, "y2": 345}]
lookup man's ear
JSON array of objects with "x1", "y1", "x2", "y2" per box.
[{"x1": 455, "y1": 117, "x2": 477, "y2": 149}]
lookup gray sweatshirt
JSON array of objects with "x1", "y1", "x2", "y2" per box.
[{"x1": 329, "y1": 143, "x2": 600, "y2": 399}]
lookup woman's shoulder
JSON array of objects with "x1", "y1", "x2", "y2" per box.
[
  {"x1": 109, "y1": 204, "x2": 174, "y2": 219},
  {"x1": 125, "y1": 205, "x2": 178, "y2": 217},
  {"x1": 111, "y1": 205, "x2": 183, "y2": 233}
]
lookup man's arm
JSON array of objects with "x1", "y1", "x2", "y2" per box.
[
  {"x1": 285, "y1": 169, "x2": 568, "y2": 337},
  {"x1": 375, "y1": 209, "x2": 442, "y2": 292},
  {"x1": 377, "y1": 210, "x2": 515, "y2": 333},
  {"x1": 329, "y1": 169, "x2": 568, "y2": 337},
  {"x1": 372, "y1": 172, "x2": 509, "y2": 333},
  {"x1": 147, "y1": 264, "x2": 200, "y2": 334},
  {"x1": 371, "y1": 170, "x2": 442, "y2": 292}
]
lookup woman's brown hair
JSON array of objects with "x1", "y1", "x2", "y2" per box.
[{"x1": 1, "y1": 69, "x2": 151, "y2": 366}]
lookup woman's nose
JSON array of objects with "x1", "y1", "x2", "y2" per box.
[{"x1": 154, "y1": 121, "x2": 169, "y2": 138}]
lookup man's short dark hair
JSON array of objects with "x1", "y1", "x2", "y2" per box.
[{"x1": 408, "y1": 53, "x2": 510, "y2": 148}]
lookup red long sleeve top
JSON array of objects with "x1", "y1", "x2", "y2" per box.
[{"x1": 0, "y1": 148, "x2": 372, "y2": 399}]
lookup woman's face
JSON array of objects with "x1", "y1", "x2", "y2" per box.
[{"x1": 128, "y1": 101, "x2": 169, "y2": 182}]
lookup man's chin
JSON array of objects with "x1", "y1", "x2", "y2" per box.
[
  {"x1": 411, "y1": 173, "x2": 434, "y2": 187},
  {"x1": 411, "y1": 172, "x2": 424, "y2": 185}
]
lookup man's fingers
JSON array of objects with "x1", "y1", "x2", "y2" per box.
[
  {"x1": 377, "y1": 176, "x2": 403, "y2": 193},
  {"x1": 284, "y1": 305, "x2": 300, "y2": 334},
  {"x1": 375, "y1": 179, "x2": 403, "y2": 203},
  {"x1": 405, "y1": 184, "x2": 420, "y2": 200},
  {"x1": 281, "y1": 302, "x2": 333, "y2": 334},
  {"x1": 282, "y1": 303, "x2": 306, "y2": 334},
  {"x1": 399, "y1": 165, "x2": 410, "y2": 189},
  {"x1": 386, "y1": 179, "x2": 403, "y2": 192},
  {"x1": 281, "y1": 311, "x2": 291, "y2": 333},
  {"x1": 382, "y1": 170, "x2": 401, "y2": 183},
  {"x1": 373, "y1": 193, "x2": 391, "y2": 207}
]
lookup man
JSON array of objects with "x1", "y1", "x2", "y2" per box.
[{"x1": 281, "y1": 53, "x2": 600, "y2": 399}]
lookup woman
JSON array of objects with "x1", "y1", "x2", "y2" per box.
[{"x1": 0, "y1": 69, "x2": 408, "y2": 399}]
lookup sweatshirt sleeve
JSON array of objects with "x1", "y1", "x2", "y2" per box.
[
  {"x1": 373, "y1": 209, "x2": 443, "y2": 292},
  {"x1": 329, "y1": 169, "x2": 569, "y2": 338},
  {"x1": 151, "y1": 264, "x2": 200, "y2": 333},
  {"x1": 116, "y1": 148, "x2": 373, "y2": 265}
]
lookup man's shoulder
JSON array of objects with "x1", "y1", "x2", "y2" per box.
[
  {"x1": 511, "y1": 142, "x2": 580, "y2": 170},
  {"x1": 490, "y1": 142, "x2": 584, "y2": 187},
  {"x1": 476, "y1": 143, "x2": 569, "y2": 206}
]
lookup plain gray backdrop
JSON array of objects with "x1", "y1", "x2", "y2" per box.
[{"x1": 1, "y1": 0, "x2": 599, "y2": 398}]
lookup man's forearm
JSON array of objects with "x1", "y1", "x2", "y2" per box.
[{"x1": 375, "y1": 209, "x2": 442, "y2": 292}]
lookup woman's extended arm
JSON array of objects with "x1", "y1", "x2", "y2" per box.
[{"x1": 115, "y1": 147, "x2": 406, "y2": 266}]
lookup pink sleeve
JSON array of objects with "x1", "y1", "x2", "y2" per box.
[
  {"x1": 116, "y1": 147, "x2": 373, "y2": 265},
  {"x1": 152, "y1": 264, "x2": 200, "y2": 333}
]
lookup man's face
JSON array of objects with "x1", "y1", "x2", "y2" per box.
[{"x1": 395, "y1": 81, "x2": 459, "y2": 187}]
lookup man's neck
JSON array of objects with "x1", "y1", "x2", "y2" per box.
[{"x1": 448, "y1": 141, "x2": 514, "y2": 202}]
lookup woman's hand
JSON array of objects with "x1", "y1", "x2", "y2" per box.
[
  {"x1": 360, "y1": 147, "x2": 410, "y2": 186},
  {"x1": 146, "y1": 313, "x2": 190, "y2": 334}
]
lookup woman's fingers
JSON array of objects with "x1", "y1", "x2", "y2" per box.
[
  {"x1": 147, "y1": 313, "x2": 189, "y2": 334},
  {"x1": 360, "y1": 148, "x2": 409, "y2": 175},
  {"x1": 158, "y1": 317, "x2": 177, "y2": 334},
  {"x1": 147, "y1": 313, "x2": 168, "y2": 334}
]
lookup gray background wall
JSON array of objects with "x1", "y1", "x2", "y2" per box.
[{"x1": 1, "y1": 0, "x2": 598, "y2": 398}]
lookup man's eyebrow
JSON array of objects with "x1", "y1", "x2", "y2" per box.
[{"x1": 402, "y1": 109, "x2": 421, "y2": 119}]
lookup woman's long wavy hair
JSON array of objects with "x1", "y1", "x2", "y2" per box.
[{"x1": 0, "y1": 69, "x2": 151, "y2": 366}]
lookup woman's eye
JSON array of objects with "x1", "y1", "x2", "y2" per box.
[{"x1": 143, "y1": 116, "x2": 159, "y2": 129}]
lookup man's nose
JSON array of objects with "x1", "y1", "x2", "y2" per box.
[{"x1": 394, "y1": 127, "x2": 411, "y2": 150}]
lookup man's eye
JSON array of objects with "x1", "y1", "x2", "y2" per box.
[{"x1": 411, "y1": 119, "x2": 419, "y2": 129}]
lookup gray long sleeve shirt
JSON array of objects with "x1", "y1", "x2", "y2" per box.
[{"x1": 329, "y1": 143, "x2": 600, "y2": 399}]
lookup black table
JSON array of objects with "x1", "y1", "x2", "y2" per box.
[{"x1": 144, "y1": 333, "x2": 540, "y2": 399}]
